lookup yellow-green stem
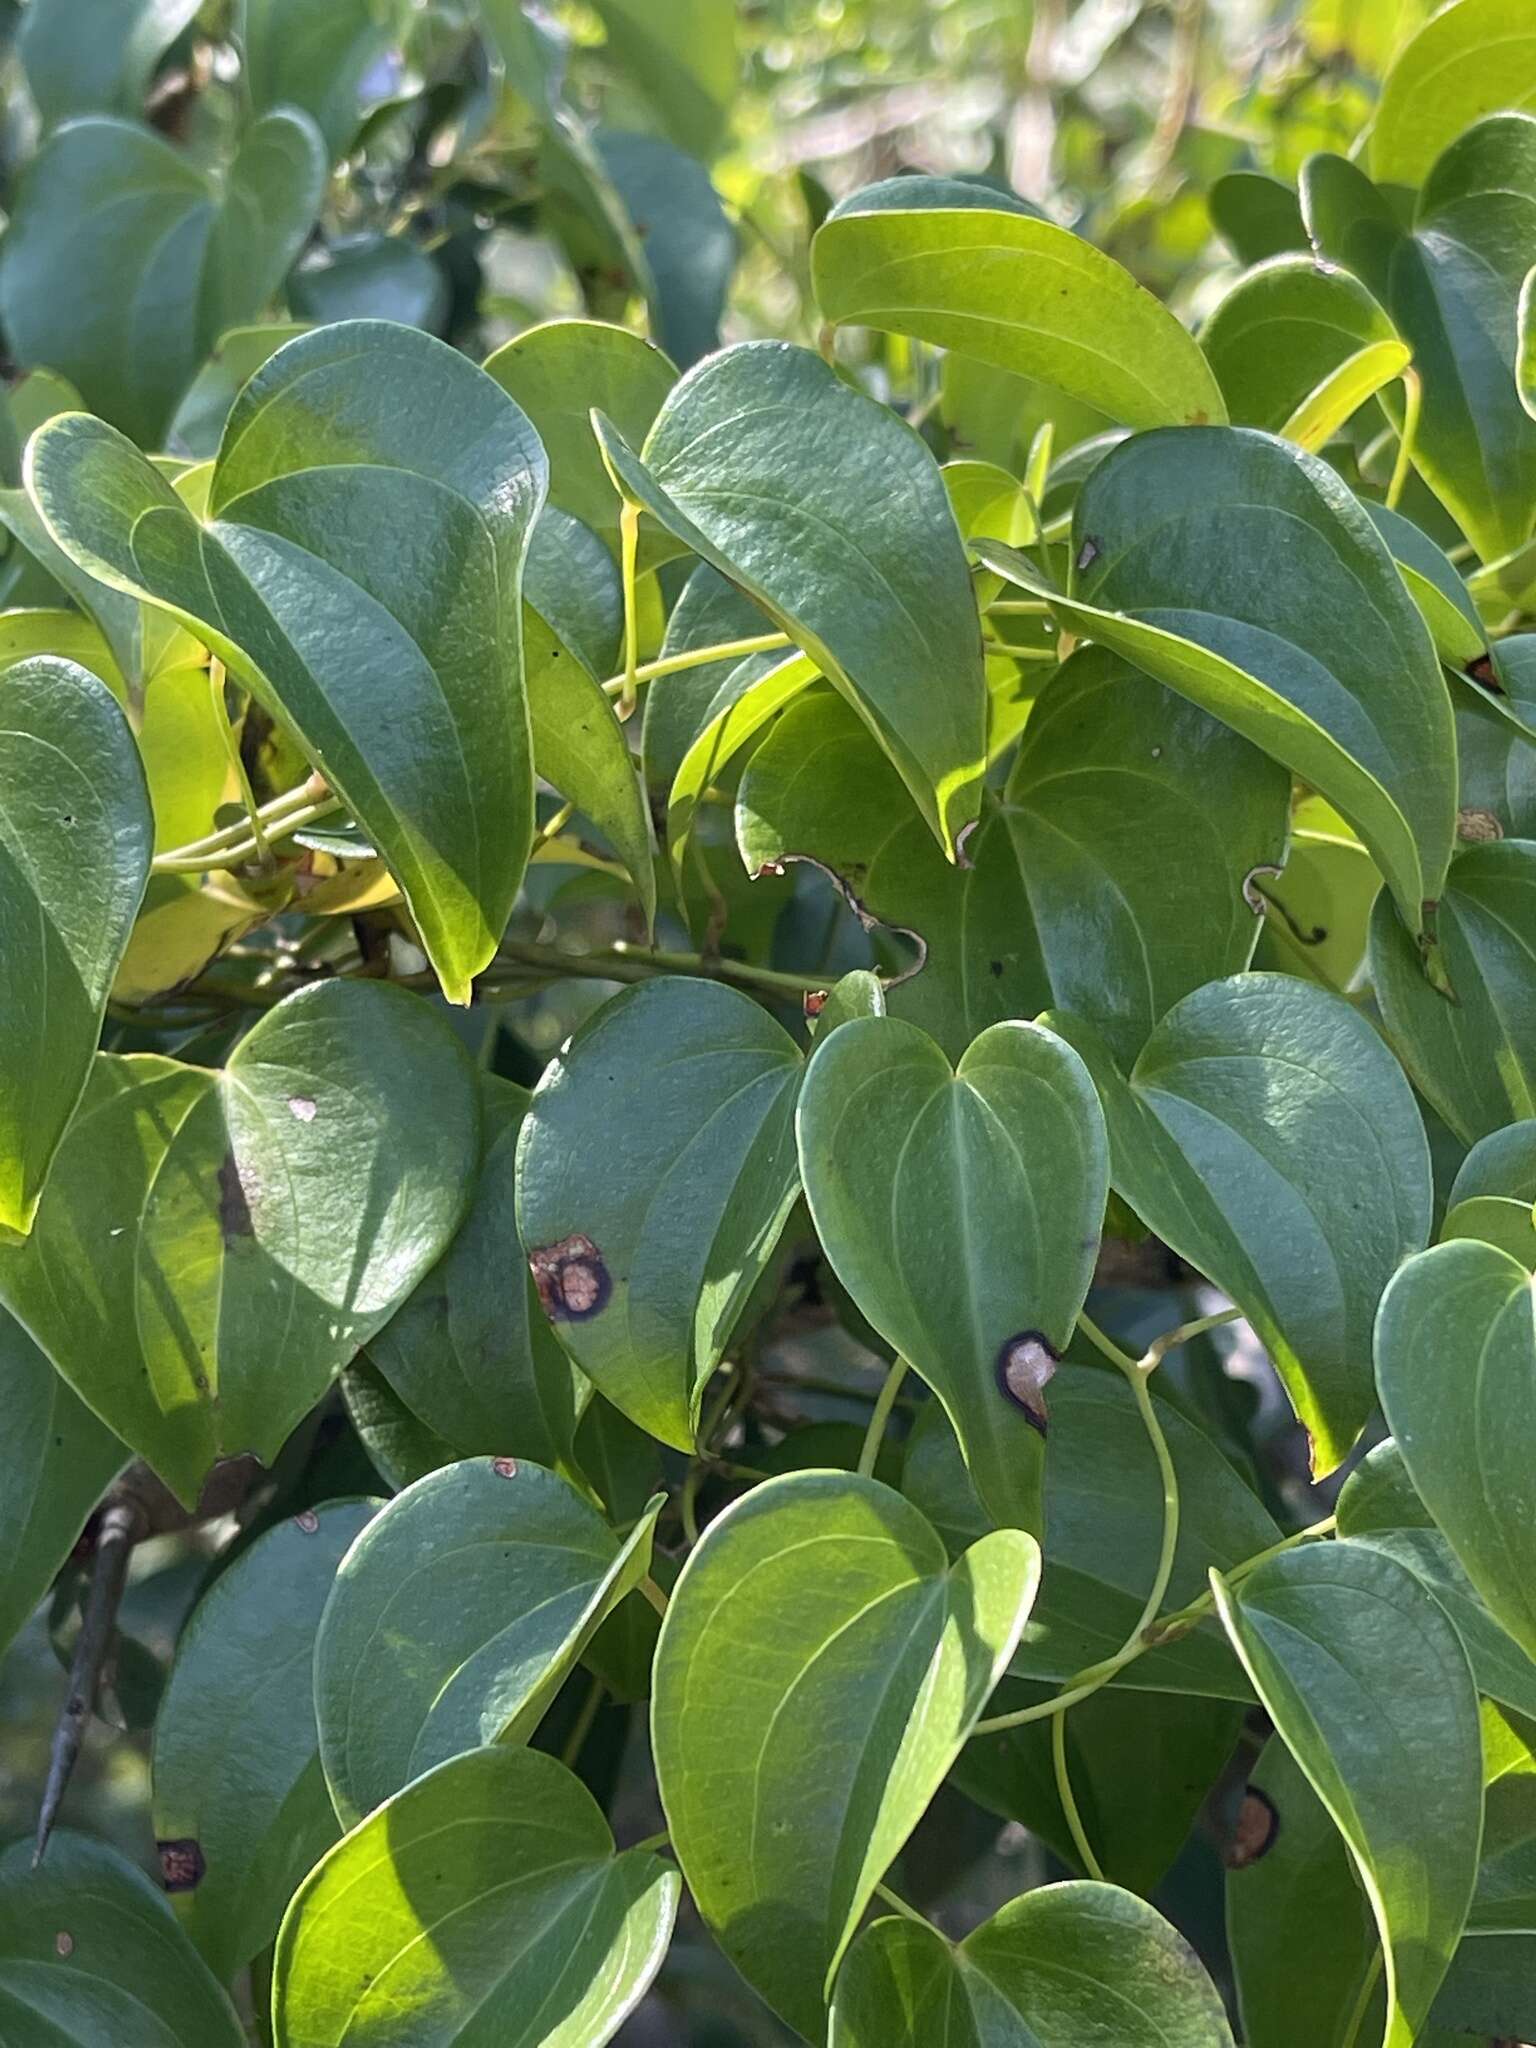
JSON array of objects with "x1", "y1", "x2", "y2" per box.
[
  {"x1": 1052, "y1": 1708, "x2": 1106, "y2": 1881},
  {"x1": 858, "y1": 1358, "x2": 908, "y2": 1478}
]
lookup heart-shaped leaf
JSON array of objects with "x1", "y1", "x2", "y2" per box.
[
  {"x1": 1049, "y1": 974, "x2": 1432, "y2": 1472},
  {"x1": 977, "y1": 426, "x2": 1458, "y2": 948},
  {"x1": 1214, "y1": 1541, "x2": 1483, "y2": 2048},
  {"x1": 28, "y1": 322, "x2": 548, "y2": 1001},
  {"x1": 1209, "y1": 171, "x2": 1308, "y2": 264},
  {"x1": 272, "y1": 1746, "x2": 679, "y2": 2048},
  {"x1": 1371, "y1": 841, "x2": 1536, "y2": 1144},
  {"x1": 812, "y1": 201, "x2": 1225, "y2": 430},
  {"x1": 1376, "y1": 1237, "x2": 1536, "y2": 1662},
  {"x1": 1201, "y1": 254, "x2": 1403, "y2": 434},
  {"x1": 902, "y1": 1371, "x2": 1279, "y2": 1700},
  {"x1": 19, "y1": 0, "x2": 202, "y2": 124},
  {"x1": 0, "y1": 655, "x2": 152, "y2": 1237},
  {"x1": 735, "y1": 688, "x2": 1049, "y2": 1060},
  {"x1": 0, "y1": 1831, "x2": 244, "y2": 2044},
  {"x1": 516, "y1": 977, "x2": 803, "y2": 1450},
  {"x1": 1441, "y1": 1121, "x2": 1536, "y2": 1267},
  {"x1": 652, "y1": 1470, "x2": 1038, "y2": 2041},
  {"x1": 0, "y1": 978, "x2": 480, "y2": 1505},
  {"x1": 1306, "y1": 117, "x2": 1536, "y2": 566},
  {"x1": 593, "y1": 340, "x2": 987, "y2": 859},
  {"x1": 1370, "y1": 0, "x2": 1536, "y2": 189},
  {"x1": 153, "y1": 1499, "x2": 376, "y2": 1982},
  {"x1": 315, "y1": 1457, "x2": 661, "y2": 1826},
  {"x1": 368, "y1": 1076, "x2": 589, "y2": 1472},
  {"x1": 242, "y1": 0, "x2": 405, "y2": 160},
  {"x1": 1002, "y1": 646, "x2": 1291, "y2": 1068},
  {"x1": 797, "y1": 1015, "x2": 1107, "y2": 1534},
  {"x1": 0, "y1": 111, "x2": 324, "y2": 445},
  {"x1": 828, "y1": 1883, "x2": 1234, "y2": 2046},
  {"x1": 1337, "y1": 1437, "x2": 1536, "y2": 1721},
  {"x1": 0, "y1": 1310, "x2": 124, "y2": 1661}
]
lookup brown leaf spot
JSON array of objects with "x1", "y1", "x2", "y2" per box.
[
  {"x1": 54, "y1": 1931, "x2": 73, "y2": 1958},
  {"x1": 217, "y1": 1154, "x2": 254, "y2": 1244},
  {"x1": 1224, "y1": 1786, "x2": 1280, "y2": 1869},
  {"x1": 529, "y1": 1235, "x2": 612, "y2": 1322},
  {"x1": 158, "y1": 1839, "x2": 206, "y2": 1893},
  {"x1": 996, "y1": 1332, "x2": 1058, "y2": 1438},
  {"x1": 1467, "y1": 652, "x2": 1504, "y2": 694},
  {"x1": 491, "y1": 1456, "x2": 519, "y2": 1479},
  {"x1": 293, "y1": 1509, "x2": 320, "y2": 1534},
  {"x1": 803, "y1": 989, "x2": 829, "y2": 1018},
  {"x1": 1458, "y1": 806, "x2": 1503, "y2": 843}
]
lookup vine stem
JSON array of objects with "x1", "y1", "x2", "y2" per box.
[
  {"x1": 209, "y1": 659, "x2": 271, "y2": 867},
  {"x1": 478, "y1": 939, "x2": 824, "y2": 1003},
  {"x1": 616, "y1": 498, "x2": 643, "y2": 717},
  {"x1": 1143, "y1": 1513, "x2": 1338, "y2": 1646},
  {"x1": 639, "y1": 1577, "x2": 669, "y2": 1619},
  {"x1": 1051, "y1": 1708, "x2": 1106, "y2": 1881},
  {"x1": 1339, "y1": 1950, "x2": 1383, "y2": 2048},
  {"x1": 151, "y1": 771, "x2": 335, "y2": 872},
  {"x1": 560, "y1": 1674, "x2": 606, "y2": 1769},
  {"x1": 600, "y1": 630, "x2": 792, "y2": 700},
  {"x1": 873, "y1": 1880, "x2": 932, "y2": 1928},
  {"x1": 1385, "y1": 368, "x2": 1422, "y2": 511},
  {"x1": 858, "y1": 1358, "x2": 908, "y2": 1478}
]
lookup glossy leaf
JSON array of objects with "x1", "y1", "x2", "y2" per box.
[
  {"x1": 1049, "y1": 975, "x2": 1431, "y2": 1472},
  {"x1": 315, "y1": 1458, "x2": 658, "y2": 1825},
  {"x1": 0, "y1": 1832, "x2": 245, "y2": 2043},
  {"x1": 652, "y1": 1470, "x2": 1039, "y2": 2040},
  {"x1": 590, "y1": 0, "x2": 738, "y2": 157},
  {"x1": 812, "y1": 203, "x2": 1226, "y2": 430},
  {"x1": 0, "y1": 979, "x2": 479, "y2": 1505},
  {"x1": 1376, "y1": 1237, "x2": 1536, "y2": 1662},
  {"x1": 1442, "y1": 1120, "x2": 1536, "y2": 1266},
  {"x1": 168, "y1": 322, "x2": 310, "y2": 461},
  {"x1": 977, "y1": 425, "x2": 1457, "y2": 945},
  {"x1": 0, "y1": 656, "x2": 152, "y2": 1237},
  {"x1": 597, "y1": 131, "x2": 737, "y2": 368},
  {"x1": 1307, "y1": 118, "x2": 1536, "y2": 566},
  {"x1": 242, "y1": 0, "x2": 405, "y2": 159},
  {"x1": 903, "y1": 1372, "x2": 1279, "y2": 1701},
  {"x1": 152, "y1": 1500, "x2": 376, "y2": 1981},
  {"x1": 517, "y1": 977, "x2": 803, "y2": 1450},
  {"x1": 1371, "y1": 0, "x2": 1536, "y2": 187},
  {"x1": 1367, "y1": 500, "x2": 1489, "y2": 670},
  {"x1": 1003, "y1": 646, "x2": 1291, "y2": 1068},
  {"x1": 28, "y1": 322, "x2": 548, "y2": 1002},
  {"x1": 829, "y1": 1883, "x2": 1234, "y2": 2046},
  {"x1": 273, "y1": 1746, "x2": 679, "y2": 2048},
  {"x1": 1208, "y1": 171, "x2": 1308, "y2": 264},
  {"x1": 368, "y1": 1077, "x2": 589, "y2": 1472},
  {"x1": 798, "y1": 1015, "x2": 1107, "y2": 1533},
  {"x1": 19, "y1": 0, "x2": 201, "y2": 124},
  {"x1": 0, "y1": 1310, "x2": 124, "y2": 1661},
  {"x1": 1371, "y1": 840, "x2": 1536, "y2": 1144},
  {"x1": 736, "y1": 688, "x2": 1049, "y2": 1060},
  {"x1": 594, "y1": 340, "x2": 987, "y2": 859},
  {"x1": 0, "y1": 112, "x2": 325, "y2": 445},
  {"x1": 1201, "y1": 254, "x2": 1401, "y2": 434},
  {"x1": 1214, "y1": 1541, "x2": 1483, "y2": 2048}
]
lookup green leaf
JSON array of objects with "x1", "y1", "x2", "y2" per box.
[
  {"x1": 516, "y1": 977, "x2": 803, "y2": 1450},
  {"x1": 903, "y1": 1371, "x2": 1280, "y2": 1701},
  {"x1": 288, "y1": 234, "x2": 448, "y2": 333},
  {"x1": 1370, "y1": 0, "x2": 1536, "y2": 189},
  {"x1": 1306, "y1": 118, "x2": 1536, "y2": 566},
  {"x1": 1376, "y1": 1237, "x2": 1536, "y2": 1663},
  {"x1": 1442, "y1": 1120, "x2": 1536, "y2": 1267},
  {"x1": 1200, "y1": 253, "x2": 1401, "y2": 433},
  {"x1": 593, "y1": 341, "x2": 987, "y2": 860},
  {"x1": 152, "y1": 1499, "x2": 376, "y2": 1982},
  {"x1": 798, "y1": 1015, "x2": 1106, "y2": 1534},
  {"x1": 168, "y1": 322, "x2": 310, "y2": 461},
  {"x1": 828, "y1": 1883, "x2": 1234, "y2": 2046},
  {"x1": 315, "y1": 1456, "x2": 660, "y2": 1826},
  {"x1": 1227, "y1": 1739, "x2": 1379, "y2": 2048},
  {"x1": 958, "y1": 1687, "x2": 1243, "y2": 1893},
  {"x1": 0, "y1": 656, "x2": 152, "y2": 1237},
  {"x1": 0, "y1": 111, "x2": 325, "y2": 446},
  {"x1": 18, "y1": 0, "x2": 201, "y2": 124},
  {"x1": 242, "y1": 0, "x2": 406, "y2": 160},
  {"x1": 0, "y1": 1310, "x2": 124, "y2": 1661},
  {"x1": 341, "y1": 1356, "x2": 457, "y2": 1492},
  {"x1": 597, "y1": 131, "x2": 738, "y2": 369},
  {"x1": 1208, "y1": 170, "x2": 1308, "y2": 264},
  {"x1": 1214, "y1": 1541, "x2": 1483, "y2": 2048},
  {"x1": 652, "y1": 1470, "x2": 1039, "y2": 2040},
  {"x1": 589, "y1": 0, "x2": 738, "y2": 158},
  {"x1": 1371, "y1": 840, "x2": 1536, "y2": 1144},
  {"x1": 828, "y1": 174, "x2": 1045, "y2": 221},
  {"x1": 368, "y1": 1076, "x2": 589, "y2": 1472},
  {"x1": 0, "y1": 1832, "x2": 245, "y2": 2044},
  {"x1": 483, "y1": 319, "x2": 679, "y2": 567},
  {"x1": 812, "y1": 203, "x2": 1226, "y2": 430},
  {"x1": 977, "y1": 426, "x2": 1458, "y2": 945},
  {"x1": 1002, "y1": 646, "x2": 1291, "y2": 1068},
  {"x1": 0, "y1": 979, "x2": 479, "y2": 1506},
  {"x1": 28, "y1": 322, "x2": 548, "y2": 1002},
  {"x1": 1366, "y1": 501, "x2": 1489, "y2": 670},
  {"x1": 1048, "y1": 975, "x2": 1432, "y2": 1472},
  {"x1": 272, "y1": 1745, "x2": 679, "y2": 2047},
  {"x1": 1337, "y1": 1437, "x2": 1536, "y2": 1721},
  {"x1": 735, "y1": 688, "x2": 1049, "y2": 1061}
]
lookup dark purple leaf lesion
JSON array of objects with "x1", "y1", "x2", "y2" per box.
[
  {"x1": 529, "y1": 1234, "x2": 612, "y2": 1322},
  {"x1": 158, "y1": 1837, "x2": 206, "y2": 1892}
]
